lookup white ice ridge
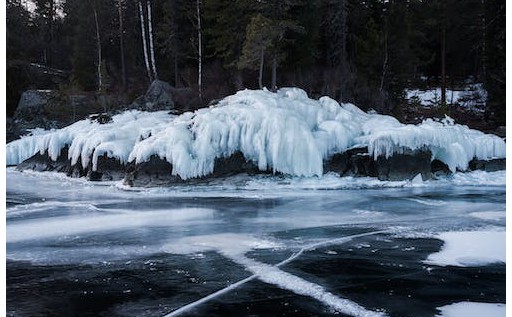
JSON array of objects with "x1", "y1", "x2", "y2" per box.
[
  {"x1": 162, "y1": 231, "x2": 389, "y2": 317},
  {"x1": 6, "y1": 88, "x2": 506, "y2": 178}
]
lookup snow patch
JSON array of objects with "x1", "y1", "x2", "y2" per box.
[
  {"x1": 436, "y1": 302, "x2": 505, "y2": 317},
  {"x1": 424, "y1": 230, "x2": 505, "y2": 267}
]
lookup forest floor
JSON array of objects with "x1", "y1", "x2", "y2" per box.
[{"x1": 401, "y1": 104, "x2": 505, "y2": 138}]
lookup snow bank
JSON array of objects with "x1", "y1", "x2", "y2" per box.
[
  {"x1": 424, "y1": 230, "x2": 505, "y2": 267},
  {"x1": 6, "y1": 88, "x2": 506, "y2": 179}
]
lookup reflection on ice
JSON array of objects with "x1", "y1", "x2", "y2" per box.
[{"x1": 7, "y1": 208, "x2": 216, "y2": 243}]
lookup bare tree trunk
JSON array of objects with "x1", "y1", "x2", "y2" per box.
[
  {"x1": 271, "y1": 54, "x2": 277, "y2": 92},
  {"x1": 196, "y1": 0, "x2": 203, "y2": 100},
  {"x1": 118, "y1": 0, "x2": 126, "y2": 90},
  {"x1": 138, "y1": 1, "x2": 152, "y2": 82},
  {"x1": 440, "y1": 3, "x2": 447, "y2": 113},
  {"x1": 340, "y1": 0, "x2": 347, "y2": 63},
  {"x1": 481, "y1": 0, "x2": 486, "y2": 80},
  {"x1": 174, "y1": 52, "x2": 179, "y2": 87},
  {"x1": 92, "y1": 5, "x2": 102, "y2": 91},
  {"x1": 379, "y1": 31, "x2": 388, "y2": 92},
  {"x1": 48, "y1": 0, "x2": 54, "y2": 67},
  {"x1": 147, "y1": 0, "x2": 157, "y2": 80},
  {"x1": 258, "y1": 48, "x2": 264, "y2": 89}
]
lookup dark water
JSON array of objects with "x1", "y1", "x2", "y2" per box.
[{"x1": 6, "y1": 169, "x2": 506, "y2": 317}]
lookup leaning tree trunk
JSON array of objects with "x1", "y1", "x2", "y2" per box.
[
  {"x1": 147, "y1": 0, "x2": 157, "y2": 79},
  {"x1": 440, "y1": 1, "x2": 447, "y2": 114},
  {"x1": 118, "y1": 0, "x2": 126, "y2": 90},
  {"x1": 379, "y1": 31, "x2": 388, "y2": 92},
  {"x1": 92, "y1": 5, "x2": 102, "y2": 92},
  {"x1": 138, "y1": 1, "x2": 152, "y2": 82},
  {"x1": 196, "y1": 0, "x2": 203, "y2": 100},
  {"x1": 258, "y1": 48, "x2": 264, "y2": 89},
  {"x1": 271, "y1": 54, "x2": 277, "y2": 92}
]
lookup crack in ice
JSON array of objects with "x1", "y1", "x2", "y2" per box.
[{"x1": 163, "y1": 230, "x2": 389, "y2": 317}]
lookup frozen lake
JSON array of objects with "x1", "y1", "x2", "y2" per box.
[{"x1": 6, "y1": 168, "x2": 506, "y2": 317}]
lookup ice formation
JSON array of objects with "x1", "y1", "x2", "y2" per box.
[{"x1": 6, "y1": 88, "x2": 506, "y2": 179}]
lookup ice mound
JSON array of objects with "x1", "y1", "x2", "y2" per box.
[{"x1": 6, "y1": 88, "x2": 506, "y2": 179}]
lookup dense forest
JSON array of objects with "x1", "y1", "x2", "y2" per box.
[{"x1": 6, "y1": 0, "x2": 506, "y2": 125}]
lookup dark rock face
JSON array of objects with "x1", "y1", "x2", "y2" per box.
[
  {"x1": 325, "y1": 147, "x2": 432, "y2": 181},
  {"x1": 16, "y1": 147, "x2": 70, "y2": 173},
  {"x1": 123, "y1": 152, "x2": 262, "y2": 187},
  {"x1": 375, "y1": 148, "x2": 432, "y2": 181},
  {"x1": 16, "y1": 148, "x2": 125, "y2": 182},
  {"x1": 211, "y1": 152, "x2": 261, "y2": 177},
  {"x1": 87, "y1": 155, "x2": 126, "y2": 181},
  {"x1": 14, "y1": 146, "x2": 505, "y2": 187},
  {"x1": 469, "y1": 158, "x2": 506, "y2": 172},
  {"x1": 431, "y1": 160, "x2": 451, "y2": 178},
  {"x1": 123, "y1": 156, "x2": 180, "y2": 187}
]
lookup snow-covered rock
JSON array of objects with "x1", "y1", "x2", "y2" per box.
[{"x1": 6, "y1": 88, "x2": 506, "y2": 185}]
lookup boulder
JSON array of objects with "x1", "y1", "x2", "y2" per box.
[
  {"x1": 145, "y1": 80, "x2": 174, "y2": 109},
  {"x1": 14, "y1": 90, "x2": 54, "y2": 122},
  {"x1": 128, "y1": 80, "x2": 175, "y2": 111},
  {"x1": 9, "y1": 90, "x2": 119, "y2": 142}
]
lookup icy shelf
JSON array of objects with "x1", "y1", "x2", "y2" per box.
[{"x1": 6, "y1": 88, "x2": 506, "y2": 179}]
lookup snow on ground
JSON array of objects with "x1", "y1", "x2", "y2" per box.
[
  {"x1": 435, "y1": 302, "x2": 505, "y2": 317},
  {"x1": 424, "y1": 230, "x2": 505, "y2": 267},
  {"x1": 406, "y1": 83, "x2": 487, "y2": 110},
  {"x1": 6, "y1": 88, "x2": 505, "y2": 179}
]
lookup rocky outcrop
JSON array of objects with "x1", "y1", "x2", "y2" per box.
[
  {"x1": 468, "y1": 158, "x2": 506, "y2": 172},
  {"x1": 123, "y1": 152, "x2": 262, "y2": 187},
  {"x1": 8, "y1": 90, "x2": 123, "y2": 143},
  {"x1": 14, "y1": 147, "x2": 505, "y2": 187},
  {"x1": 15, "y1": 146, "x2": 125, "y2": 182},
  {"x1": 16, "y1": 147, "x2": 71, "y2": 173}
]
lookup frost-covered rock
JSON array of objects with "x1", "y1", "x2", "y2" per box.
[{"x1": 6, "y1": 88, "x2": 506, "y2": 185}]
